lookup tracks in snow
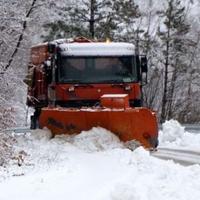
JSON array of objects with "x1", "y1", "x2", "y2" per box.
[{"x1": 151, "y1": 147, "x2": 200, "y2": 166}]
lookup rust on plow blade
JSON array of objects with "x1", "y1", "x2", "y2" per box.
[{"x1": 39, "y1": 107, "x2": 158, "y2": 149}]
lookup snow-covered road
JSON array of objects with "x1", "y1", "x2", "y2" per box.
[
  {"x1": 1, "y1": 120, "x2": 200, "y2": 200},
  {"x1": 152, "y1": 147, "x2": 200, "y2": 166}
]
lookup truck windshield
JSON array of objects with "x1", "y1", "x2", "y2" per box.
[{"x1": 57, "y1": 56, "x2": 137, "y2": 83}]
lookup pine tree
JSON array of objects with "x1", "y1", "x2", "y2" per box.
[
  {"x1": 42, "y1": 0, "x2": 141, "y2": 41},
  {"x1": 112, "y1": 0, "x2": 141, "y2": 42},
  {"x1": 43, "y1": 0, "x2": 115, "y2": 40},
  {"x1": 158, "y1": 0, "x2": 190, "y2": 122}
]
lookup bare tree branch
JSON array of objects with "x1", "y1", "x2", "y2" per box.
[{"x1": 1, "y1": 0, "x2": 37, "y2": 75}]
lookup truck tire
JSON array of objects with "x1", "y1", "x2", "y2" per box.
[{"x1": 30, "y1": 109, "x2": 40, "y2": 129}]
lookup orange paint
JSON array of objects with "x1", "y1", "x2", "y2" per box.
[
  {"x1": 39, "y1": 106, "x2": 158, "y2": 149},
  {"x1": 55, "y1": 83, "x2": 141, "y2": 102}
]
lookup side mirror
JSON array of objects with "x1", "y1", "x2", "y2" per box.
[
  {"x1": 48, "y1": 42, "x2": 56, "y2": 53},
  {"x1": 43, "y1": 60, "x2": 52, "y2": 84},
  {"x1": 141, "y1": 56, "x2": 148, "y2": 73}
]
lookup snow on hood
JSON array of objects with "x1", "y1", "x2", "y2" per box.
[{"x1": 59, "y1": 42, "x2": 135, "y2": 56}]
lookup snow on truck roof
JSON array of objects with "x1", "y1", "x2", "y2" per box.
[{"x1": 59, "y1": 42, "x2": 135, "y2": 56}]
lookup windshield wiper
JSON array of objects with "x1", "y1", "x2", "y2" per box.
[
  {"x1": 64, "y1": 81, "x2": 94, "y2": 87},
  {"x1": 74, "y1": 83, "x2": 94, "y2": 88},
  {"x1": 59, "y1": 79, "x2": 81, "y2": 83},
  {"x1": 92, "y1": 79, "x2": 124, "y2": 84}
]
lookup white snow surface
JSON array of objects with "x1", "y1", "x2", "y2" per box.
[
  {"x1": 59, "y1": 42, "x2": 135, "y2": 56},
  {"x1": 159, "y1": 120, "x2": 200, "y2": 151},
  {"x1": 1, "y1": 122, "x2": 200, "y2": 200}
]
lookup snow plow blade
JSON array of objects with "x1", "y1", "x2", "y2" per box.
[{"x1": 39, "y1": 106, "x2": 158, "y2": 149}]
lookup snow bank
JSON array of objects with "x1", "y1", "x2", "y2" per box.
[
  {"x1": 1, "y1": 125, "x2": 200, "y2": 200},
  {"x1": 16, "y1": 127, "x2": 122, "y2": 153},
  {"x1": 159, "y1": 120, "x2": 185, "y2": 143},
  {"x1": 0, "y1": 127, "x2": 123, "y2": 179},
  {"x1": 1, "y1": 144, "x2": 200, "y2": 200},
  {"x1": 71, "y1": 127, "x2": 123, "y2": 152},
  {"x1": 111, "y1": 147, "x2": 200, "y2": 200},
  {"x1": 159, "y1": 120, "x2": 200, "y2": 150},
  {"x1": 0, "y1": 132, "x2": 15, "y2": 167}
]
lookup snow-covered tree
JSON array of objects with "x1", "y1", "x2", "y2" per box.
[
  {"x1": 42, "y1": 0, "x2": 141, "y2": 41},
  {"x1": 0, "y1": 0, "x2": 46, "y2": 129},
  {"x1": 158, "y1": 0, "x2": 190, "y2": 122},
  {"x1": 1, "y1": 0, "x2": 200, "y2": 127},
  {"x1": 42, "y1": 0, "x2": 115, "y2": 40}
]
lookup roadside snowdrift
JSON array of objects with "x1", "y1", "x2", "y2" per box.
[
  {"x1": 1, "y1": 121, "x2": 200, "y2": 200},
  {"x1": 159, "y1": 120, "x2": 200, "y2": 150},
  {"x1": 0, "y1": 127, "x2": 123, "y2": 180}
]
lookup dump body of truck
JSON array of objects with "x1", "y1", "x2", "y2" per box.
[{"x1": 26, "y1": 37, "x2": 158, "y2": 149}]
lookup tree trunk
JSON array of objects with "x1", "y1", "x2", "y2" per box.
[
  {"x1": 160, "y1": 30, "x2": 170, "y2": 123},
  {"x1": 1, "y1": 0, "x2": 37, "y2": 75},
  {"x1": 89, "y1": 0, "x2": 95, "y2": 38},
  {"x1": 167, "y1": 64, "x2": 178, "y2": 119}
]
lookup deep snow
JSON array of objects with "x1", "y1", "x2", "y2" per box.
[
  {"x1": 0, "y1": 121, "x2": 200, "y2": 200},
  {"x1": 159, "y1": 120, "x2": 200, "y2": 151}
]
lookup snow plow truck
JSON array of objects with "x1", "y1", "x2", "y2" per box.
[{"x1": 25, "y1": 37, "x2": 158, "y2": 149}]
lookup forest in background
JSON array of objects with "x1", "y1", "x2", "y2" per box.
[{"x1": 0, "y1": 0, "x2": 200, "y2": 130}]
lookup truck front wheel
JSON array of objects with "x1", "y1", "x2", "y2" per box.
[{"x1": 30, "y1": 109, "x2": 40, "y2": 129}]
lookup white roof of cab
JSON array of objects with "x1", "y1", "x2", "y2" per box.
[{"x1": 59, "y1": 42, "x2": 135, "y2": 56}]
